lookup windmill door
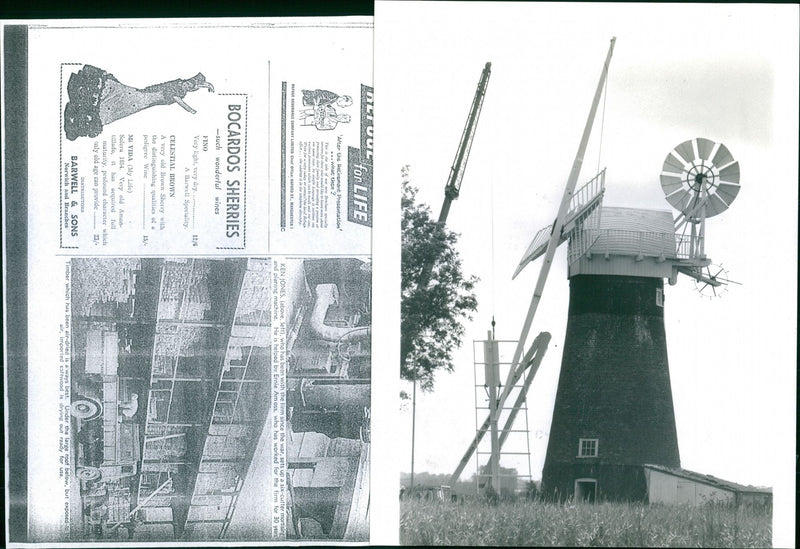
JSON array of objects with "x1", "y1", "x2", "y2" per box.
[{"x1": 574, "y1": 479, "x2": 597, "y2": 503}]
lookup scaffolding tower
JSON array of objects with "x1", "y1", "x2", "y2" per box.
[{"x1": 472, "y1": 335, "x2": 534, "y2": 495}]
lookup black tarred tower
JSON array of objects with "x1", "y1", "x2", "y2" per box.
[
  {"x1": 513, "y1": 135, "x2": 741, "y2": 501},
  {"x1": 507, "y1": 39, "x2": 739, "y2": 502}
]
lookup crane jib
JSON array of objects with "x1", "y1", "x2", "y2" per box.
[
  {"x1": 436, "y1": 62, "x2": 492, "y2": 222},
  {"x1": 417, "y1": 62, "x2": 492, "y2": 287},
  {"x1": 449, "y1": 63, "x2": 491, "y2": 194}
]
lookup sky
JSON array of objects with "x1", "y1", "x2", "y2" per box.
[{"x1": 375, "y1": 0, "x2": 797, "y2": 529}]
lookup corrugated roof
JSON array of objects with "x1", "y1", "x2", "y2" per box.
[
  {"x1": 643, "y1": 464, "x2": 772, "y2": 494},
  {"x1": 598, "y1": 207, "x2": 674, "y2": 233}
]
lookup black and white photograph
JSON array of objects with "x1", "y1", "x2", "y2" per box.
[
  {"x1": 68, "y1": 257, "x2": 273, "y2": 540},
  {"x1": 377, "y1": 2, "x2": 797, "y2": 546},
  {"x1": 285, "y1": 257, "x2": 372, "y2": 540},
  {"x1": 1, "y1": 5, "x2": 797, "y2": 548},
  {"x1": 63, "y1": 256, "x2": 371, "y2": 541}
]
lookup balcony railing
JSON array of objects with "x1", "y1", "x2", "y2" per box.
[
  {"x1": 515, "y1": 171, "x2": 607, "y2": 275},
  {"x1": 569, "y1": 228, "x2": 700, "y2": 262},
  {"x1": 567, "y1": 169, "x2": 605, "y2": 219}
]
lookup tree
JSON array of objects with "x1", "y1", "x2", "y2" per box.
[{"x1": 401, "y1": 168, "x2": 478, "y2": 391}]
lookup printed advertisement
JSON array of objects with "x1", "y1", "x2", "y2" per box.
[
  {"x1": 272, "y1": 72, "x2": 373, "y2": 254},
  {"x1": 59, "y1": 66, "x2": 249, "y2": 251}
]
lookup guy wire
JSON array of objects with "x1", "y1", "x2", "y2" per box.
[
  {"x1": 597, "y1": 63, "x2": 610, "y2": 175},
  {"x1": 490, "y1": 146, "x2": 496, "y2": 325}
]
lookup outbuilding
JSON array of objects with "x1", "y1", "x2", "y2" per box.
[{"x1": 643, "y1": 464, "x2": 772, "y2": 506}]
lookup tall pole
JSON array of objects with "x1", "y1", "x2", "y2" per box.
[
  {"x1": 410, "y1": 358, "x2": 417, "y2": 491},
  {"x1": 484, "y1": 330, "x2": 500, "y2": 494}
]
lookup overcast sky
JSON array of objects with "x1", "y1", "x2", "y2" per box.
[{"x1": 375, "y1": 0, "x2": 797, "y2": 523}]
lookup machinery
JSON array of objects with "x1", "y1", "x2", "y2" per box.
[
  {"x1": 415, "y1": 62, "x2": 491, "y2": 292},
  {"x1": 402, "y1": 61, "x2": 498, "y2": 493},
  {"x1": 436, "y1": 62, "x2": 492, "y2": 223},
  {"x1": 73, "y1": 325, "x2": 143, "y2": 485},
  {"x1": 288, "y1": 259, "x2": 372, "y2": 442},
  {"x1": 286, "y1": 259, "x2": 372, "y2": 539}
]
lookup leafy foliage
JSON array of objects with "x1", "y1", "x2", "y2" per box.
[{"x1": 401, "y1": 174, "x2": 478, "y2": 391}]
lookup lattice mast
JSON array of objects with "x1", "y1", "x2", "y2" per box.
[
  {"x1": 438, "y1": 62, "x2": 492, "y2": 223},
  {"x1": 470, "y1": 334, "x2": 547, "y2": 494}
]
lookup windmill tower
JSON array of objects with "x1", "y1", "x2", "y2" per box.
[
  {"x1": 446, "y1": 39, "x2": 739, "y2": 502},
  {"x1": 518, "y1": 138, "x2": 740, "y2": 501},
  {"x1": 510, "y1": 38, "x2": 740, "y2": 502}
]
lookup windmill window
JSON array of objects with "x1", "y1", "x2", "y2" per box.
[
  {"x1": 656, "y1": 288, "x2": 664, "y2": 307},
  {"x1": 578, "y1": 438, "x2": 598, "y2": 458}
]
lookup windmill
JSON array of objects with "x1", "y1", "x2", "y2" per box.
[{"x1": 510, "y1": 42, "x2": 741, "y2": 500}]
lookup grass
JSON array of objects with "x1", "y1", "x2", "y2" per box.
[{"x1": 400, "y1": 498, "x2": 772, "y2": 547}]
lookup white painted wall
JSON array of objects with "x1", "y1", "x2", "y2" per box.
[{"x1": 645, "y1": 468, "x2": 734, "y2": 505}]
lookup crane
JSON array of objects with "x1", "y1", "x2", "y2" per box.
[
  {"x1": 437, "y1": 62, "x2": 492, "y2": 223},
  {"x1": 408, "y1": 62, "x2": 491, "y2": 495},
  {"x1": 415, "y1": 63, "x2": 492, "y2": 292}
]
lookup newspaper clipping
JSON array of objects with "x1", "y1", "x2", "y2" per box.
[
  {"x1": 7, "y1": 19, "x2": 373, "y2": 544},
  {"x1": 273, "y1": 69, "x2": 373, "y2": 254}
]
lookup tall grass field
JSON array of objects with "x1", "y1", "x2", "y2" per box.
[{"x1": 400, "y1": 498, "x2": 771, "y2": 547}]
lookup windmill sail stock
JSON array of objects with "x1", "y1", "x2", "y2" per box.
[
  {"x1": 506, "y1": 37, "x2": 616, "y2": 386},
  {"x1": 448, "y1": 38, "x2": 616, "y2": 486}
]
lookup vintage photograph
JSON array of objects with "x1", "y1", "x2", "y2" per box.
[
  {"x1": 378, "y1": 2, "x2": 797, "y2": 546},
  {"x1": 68, "y1": 257, "x2": 272, "y2": 540},
  {"x1": 2, "y1": 9, "x2": 796, "y2": 547},
  {"x1": 65, "y1": 256, "x2": 370, "y2": 541},
  {"x1": 285, "y1": 257, "x2": 371, "y2": 540}
]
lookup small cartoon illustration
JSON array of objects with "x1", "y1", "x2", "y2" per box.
[
  {"x1": 64, "y1": 65, "x2": 215, "y2": 141},
  {"x1": 299, "y1": 88, "x2": 352, "y2": 131},
  {"x1": 299, "y1": 105, "x2": 352, "y2": 131}
]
